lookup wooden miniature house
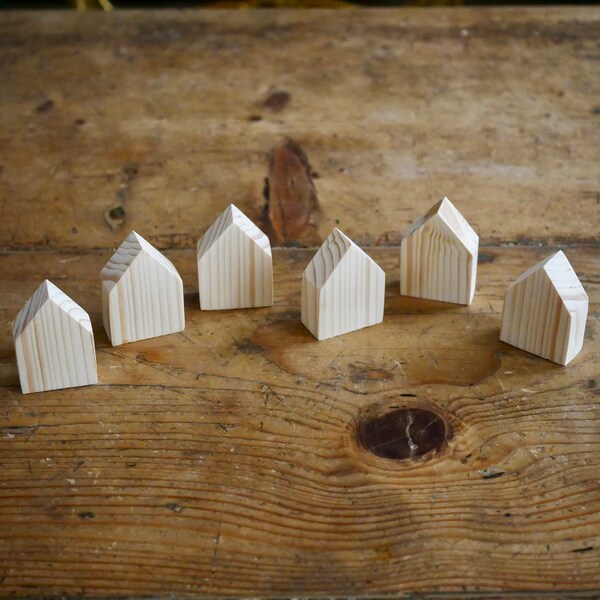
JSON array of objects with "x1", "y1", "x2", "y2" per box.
[
  {"x1": 500, "y1": 250, "x2": 588, "y2": 365},
  {"x1": 197, "y1": 204, "x2": 273, "y2": 310},
  {"x1": 400, "y1": 197, "x2": 479, "y2": 305},
  {"x1": 301, "y1": 228, "x2": 385, "y2": 341},
  {"x1": 13, "y1": 280, "x2": 97, "y2": 394},
  {"x1": 100, "y1": 231, "x2": 185, "y2": 346}
]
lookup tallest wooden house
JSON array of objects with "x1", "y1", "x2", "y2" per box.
[
  {"x1": 400, "y1": 197, "x2": 479, "y2": 305},
  {"x1": 197, "y1": 204, "x2": 273, "y2": 310}
]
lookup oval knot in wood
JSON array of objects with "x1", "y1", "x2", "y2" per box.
[{"x1": 359, "y1": 407, "x2": 448, "y2": 460}]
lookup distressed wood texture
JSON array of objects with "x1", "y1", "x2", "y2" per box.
[
  {"x1": 0, "y1": 8, "x2": 599, "y2": 251},
  {"x1": 0, "y1": 7, "x2": 600, "y2": 599},
  {"x1": 0, "y1": 246, "x2": 599, "y2": 597}
]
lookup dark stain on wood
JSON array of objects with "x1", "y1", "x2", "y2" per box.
[
  {"x1": 77, "y1": 511, "x2": 95, "y2": 519},
  {"x1": 263, "y1": 90, "x2": 291, "y2": 112},
  {"x1": 349, "y1": 363, "x2": 394, "y2": 384},
  {"x1": 233, "y1": 338, "x2": 264, "y2": 355},
  {"x1": 104, "y1": 205, "x2": 126, "y2": 230},
  {"x1": 36, "y1": 98, "x2": 54, "y2": 113},
  {"x1": 358, "y1": 407, "x2": 448, "y2": 460},
  {"x1": 122, "y1": 162, "x2": 139, "y2": 182},
  {"x1": 572, "y1": 546, "x2": 594, "y2": 553},
  {"x1": 261, "y1": 140, "x2": 321, "y2": 246},
  {"x1": 479, "y1": 252, "x2": 495, "y2": 264}
]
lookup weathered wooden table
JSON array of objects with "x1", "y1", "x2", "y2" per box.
[{"x1": 1, "y1": 7, "x2": 599, "y2": 598}]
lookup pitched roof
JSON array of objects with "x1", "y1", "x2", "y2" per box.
[
  {"x1": 197, "y1": 204, "x2": 271, "y2": 260},
  {"x1": 304, "y1": 228, "x2": 377, "y2": 288},
  {"x1": 509, "y1": 250, "x2": 588, "y2": 306},
  {"x1": 12, "y1": 279, "x2": 92, "y2": 338},
  {"x1": 100, "y1": 231, "x2": 179, "y2": 284},
  {"x1": 402, "y1": 197, "x2": 478, "y2": 255}
]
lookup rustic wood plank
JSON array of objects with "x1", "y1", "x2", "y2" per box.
[
  {"x1": 0, "y1": 245, "x2": 598, "y2": 596},
  {"x1": 0, "y1": 8, "x2": 599, "y2": 251},
  {"x1": 1, "y1": 7, "x2": 599, "y2": 597}
]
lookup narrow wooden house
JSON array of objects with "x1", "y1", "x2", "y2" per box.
[
  {"x1": 400, "y1": 197, "x2": 479, "y2": 305},
  {"x1": 197, "y1": 204, "x2": 273, "y2": 310}
]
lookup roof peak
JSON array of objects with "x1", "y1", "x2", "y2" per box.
[
  {"x1": 304, "y1": 228, "x2": 375, "y2": 288},
  {"x1": 197, "y1": 204, "x2": 271, "y2": 259},
  {"x1": 510, "y1": 250, "x2": 588, "y2": 303},
  {"x1": 100, "y1": 231, "x2": 179, "y2": 283},
  {"x1": 402, "y1": 196, "x2": 478, "y2": 253},
  {"x1": 12, "y1": 280, "x2": 91, "y2": 339}
]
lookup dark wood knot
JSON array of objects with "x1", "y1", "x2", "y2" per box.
[{"x1": 358, "y1": 407, "x2": 448, "y2": 460}]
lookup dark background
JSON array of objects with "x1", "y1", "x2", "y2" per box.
[{"x1": 1, "y1": 0, "x2": 594, "y2": 7}]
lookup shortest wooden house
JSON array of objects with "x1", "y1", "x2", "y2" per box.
[
  {"x1": 197, "y1": 204, "x2": 273, "y2": 310},
  {"x1": 500, "y1": 250, "x2": 588, "y2": 365},
  {"x1": 13, "y1": 280, "x2": 97, "y2": 394},
  {"x1": 302, "y1": 228, "x2": 385, "y2": 341},
  {"x1": 101, "y1": 231, "x2": 185, "y2": 346},
  {"x1": 400, "y1": 197, "x2": 479, "y2": 305}
]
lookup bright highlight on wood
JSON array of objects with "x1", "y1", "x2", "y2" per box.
[
  {"x1": 197, "y1": 204, "x2": 273, "y2": 310},
  {"x1": 100, "y1": 231, "x2": 185, "y2": 346},
  {"x1": 400, "y1": 197, "x2": 479, "y2": 305},
  {"x1": 13, "y1": 280, "x2": 97, "y2": 394},
  {"x1": 500, "y1": 250, "x2": 588, "y2": 365},
  {"x1": 301, "y1": 228, "x2": 385, "y2": 341}
]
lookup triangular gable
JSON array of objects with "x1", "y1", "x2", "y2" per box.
[
  {"x1": 101, "y1": 231, "x2": 178, "y2": 285},
  {"x1": 198, "y1": 204, "x2": 271, "y2": 261},
  {"x1": 13, "y1": 280, "x2": 92, "y2": 339},
  {"x1": 303, "y1": 228, "x2": 354, "y2": 289},
  {"x1": 402, "y1": 197, "x2": 478, "y2": 255}
]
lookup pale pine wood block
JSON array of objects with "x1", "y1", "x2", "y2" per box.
[
  {"x1": 12, "y1": 280, "x2": 97, "y2": 394},
  {"x1": 400, "y1": 197, "x2": 479, "y2": 305},
  {"x1": 500, "y1": 250, "x2": 588, "y2": 365},
  {"x1": 197, "y1": 204, "x2": 273, "y2": 310},
  {"x1": 301, "y1": 228, "x2": 385, "y2": 341},
  {"x1": 100, "y1": 231, "x2": 185, "y2": 346}
]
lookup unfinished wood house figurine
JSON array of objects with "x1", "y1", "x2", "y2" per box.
[
  {"x1": 13, "y1": 280, "x2": 97, "y2": 394},
  {"x1": 400, "y1": 197, "x2": 479, "y2": 305},
  {"x1": 101, "y1": 231, "x2": 185, "y2": 346},
  {"x1": 500, "y1": 250, "x2": 588, "y2": 365},
  {"x1": 302, "y1": 228, "x2": 385, "y2": 341},
  {"x1": 197, "y1": 204, "x2": 273, "y2": 310}
]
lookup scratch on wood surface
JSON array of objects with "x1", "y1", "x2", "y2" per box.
[{"x1": 212, "y1": 517, "x2": 222, "y2": 570}]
